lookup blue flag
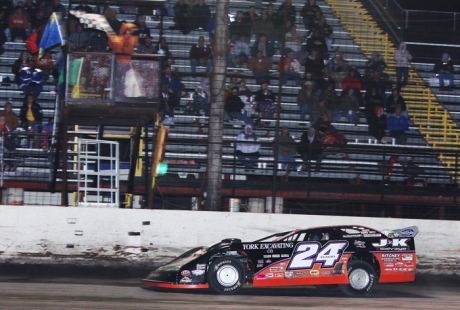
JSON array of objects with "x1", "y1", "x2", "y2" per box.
[{"x1": 39, "y1": 13, "x2": 65, "y2": 58}]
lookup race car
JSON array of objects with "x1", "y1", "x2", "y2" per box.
[{"x1": 142, "y1": 225, "x2": 418, "y2": 296}]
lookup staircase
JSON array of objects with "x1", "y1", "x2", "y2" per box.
[{"x1": 326, "y1": 0, "x2": 460, "y2": 179}]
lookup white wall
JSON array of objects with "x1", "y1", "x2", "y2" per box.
[{"x1": 0, "y1": 206, "x2": 458, "y2": 274}]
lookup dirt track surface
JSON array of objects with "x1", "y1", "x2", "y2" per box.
[{"x1": 0, "y1": 273, "x2": 459, "y2": 309}]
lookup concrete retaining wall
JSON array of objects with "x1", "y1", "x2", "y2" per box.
[{"x1": 0, "y1": 206, "x2": 458, "y2": 274}]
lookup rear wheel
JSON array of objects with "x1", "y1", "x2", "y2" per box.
[
  {"x1": 339, "y1": 260, "x2": 376, "y2": 297},
  {"x1": 208, "y1": 257, "x2": 245, "y2": 294}
]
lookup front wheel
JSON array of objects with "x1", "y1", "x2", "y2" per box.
[
  {"x1": 208, "y1": 257, "x2": 246, "y2": 294},
  {"x1": 339, "y1": 260, "x2": 376, "y2": 297}
]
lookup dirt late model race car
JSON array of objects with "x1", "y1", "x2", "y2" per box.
[{"x1": 142, "y1": 225, "x2": 418, "y2": 296}]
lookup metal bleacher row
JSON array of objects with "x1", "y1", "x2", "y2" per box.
[{"x1": 0, "y1": 0, "x2": 458, "y2": 187}]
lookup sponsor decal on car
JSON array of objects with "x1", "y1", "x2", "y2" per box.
[
  {"x1": 373, "y1": 239, "x2": 409, "y2": 250},
  {"x1": 295, "y1": 271, "x2": 309, "y2": 277},
  {"x1": 399, "y1": 268, "x2": 407, "y2": 272},
  {"x1": 405, "y1": 262, "x2": 414, "y2": 267},
  {"x1": 384, "y1": 263, "x2": 394, "y2": 267},
  {"x1": 280, "y1": 262, "x2": 286, "y2": 266},
  {"x1": 381, "y1": 254, "x2": 400, "y2": 261},
  {"x1": 270, "y1": 267, "x2": 284, "y2": 272},
  {"x1": 192, "y1": 270, "x2": 205, "y2": 276},
  {"x1": 256, "y1": 264, "x2": 263, "y2": 268},
  {"x1": 400, "y1": 228, "x2": 415, "y2": 237},
  {"x1": 181, "y1": 270, "x2": 191, "y2": 277},
  {"x1": 285, "y1": 271, "x2": 294, "y2": 278},
  {"x1": 321, "y1": 271, "x2": 331, "y2": 275},
  {"x1": 272, "y1": 254, "x2": 280, "y2": 258},
  {"x1": 275, "y1": 273, "x2": 284, "y2": 278},
  {"x1": 196, "y1": 264, "x2": 206, "y2": 270},
  {"x1": 257, "y1": 260, "x2": 264, "y2": 264},
  {"x1": 402, "y1": 254, "x2": 413, "y2": 261},
  {"x1": 281, "y1": 254, "x2": 290, "y2": 258},
  {"x1": 343, "y1": 234, "x2": 362, "y2": 238},
  {"x1": 257, "y1": 274, "x2": 266, "y2": 280},
  {"x1": 363, "y1": 233, "x2": 381, "y2": 237},
  {"x1": 354, "y1": 240, "x2": 366, "y2": 248},
  {"x1": 263, "y1": 255, "x2": 271, "y2": 258},
  {"x1": 265, "y1": 259, "x2": 272, "y2": 264},
  {"x1": 180, "y1": 276, "x2": 192, "y2": 283},
  {"x1": 395, "y1": 262, "x2": 404, "y2": 267},
  {"x1": 310, "y1": 270, "x2": 319, "y2": 276},
  {"x1": 266, "y1": 273, "x2": 273, "y2": 278},
  {"x1": 408, "y1": 268, "x2": 414, "y2": 272},
  {"x1": 385, "y1": 268, "x2": 393, "y2": 272},
  {"x1": 332, "y1": 269, "x2": 344, "y2": 275},
  {"x1": 242, "y1": 243, "x2": 294, "y2": 250}
]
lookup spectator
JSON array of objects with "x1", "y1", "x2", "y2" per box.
[
  {"x1": 387, "y1": 105, "x2": 409, "y2": 144},
  {"x1": 363, "y1": 86, "x2": 384, "y2": 119},
  {"x1": 226, "y1": 76, "x2": 238, "y2": 92},
  {"x1": 73, "y1": 1, "x2": 93, "y2": 13},
  {"x1": 19, "y1": 94, "x2": 42, "y2": 134},
  {"x1": 225, "y1": 86, "x2": 254, "y2": 125},
  {"x1": 253, "y1": 11, "x2": 275, "y2": 41},
  {"x1": 172, "y1": 0, "x2": 191, "y2": 34},
  {"x1": 278, "y1": 50, "x2": 301, "y2": 87},
  {"x1": 68, "y1": 23, "x2": 89, "y2": 52},
  {"x1": 306, "y1": 28, "x2": 327, "y2": 57},
  {"x1": 339, "y1": 87, "x2": 360, "y2": 124},
  {"x1": 310, "y1": 97, "x2": 330, "y2": 124},
  {"x1": 314, "y1": 11, "x2": 333, "y2": 51},
  {"x1": 327, "y1": 51, "x2": 350, "y2": 89},
  {"x1": 12, "y1": 50, "x2": 30, "y2": 85},
  {"x1": 1, "y1": 101, "x2": 19, "y2": 131},
  {"x1": 159, "y1": 85, "x2": 175, "y2": 123},
  {"x1": 189, "y1": 36, "x2": 212, "y2": 78},
  {"x1": 9, "y1": 6, "x2": 28, "y2": 42},
  {"x1": 29, "y1": 9, "x2": 46, "y2": 32},
  {"x1": 190, "y1": 0, "x2": 211, "y2": 31},
  {"x1": 156, "y1": 37, "x2": 173, "y2": 68},
  {"x1": 385, "y1": 88, "x2": 407, "y2": 117},
  {"x1": 133, "y1": 19, "x2": 150, "y2": 46},
  {"x1": 32, "y1": 50, "x2": 54, "y2": 83},
  {"x1": 284, "y1": 25, "x2": 305, "y2": 59},
  {"x1": 238, "y1": 80, "x2": 252, "y2": 98},
  {"x1": 394, "y1": 42, "x2": 412, "y2": 90},
  {"x1": 317, "y1": 68, "x2": 335, "y2": 93},
  {"x1": 297, "y1": 81, "x2": 318, "y2": 121},
  {"x1": 107, "y1": 11, "x2": 121, "y2": 35},
  {"x1": 341, "y1": 69, "x2": 362, "y2": 92},
  {"x1": 235, "y1": 124, "x2": 260, "y2": 170},
  {"x1": 275, "y1": 0, "x2": 296, "y2": 28},
  {"x1": 274, "y1": 127, "x2": 297, "y2": 172},
  {"x1": 365, "y1": 52, "x2": 386, "y2": 78},
  {"x1": 0, "y1": 10, "x2": 8, "y2": 52},
  {"x1": 300, "y1": 0, "x2": 321, "y2": 31},
  {"x1": 229, "y1": 11, "x2": 251, "y2": 43},
  {"x1": 200, "y1": 72, "x2": 211, "y2": 97},
  {"x1": 46, "y1": 0, "x2": 66, "y2": 18},
  {"x1": 161, "y1": 65, "x2": 183, "y2": 108},
  {"x1": 20, "y1": 59, "x2": 42, "y2": 97},
  {"x1": 136, "y1": 35, "x2": 156, "y2": 54},
  {"x1": 243, "y1": 5, "x2": 258, "y2": 29},
  {"x1": 247, "y1": 50, "x2": 272, "y2": 84},
  {"x1": 89, "y1": 31, "x2": 108, "y2": 52},
  {"x1": 266, "y1": 2, "x2": 275, "y2": 22},
  {"x1": 250, "y1": 34, "x2": 275, "y2": 59},
  {"x1": 254, "y1": 81, "x2": 275, "y2": 102},
  {"x1": 364, "y1": 71, "x2": 392, "y2": 97},
  {"x1": 254, "y1": 83, "x2": 276, "y2": 127},
  {"x1": 367, "y1": 106, "x2": 386, "y2": 141},
  {"x1": 192, "y1": 85, "x2": 209, "y2": 116},
  {"x1": 0, "y1": 0, "x2": 13, "y2": 15},
  {"x1": 323, "y1": 83, "x2": 340, "y2": 121},
  {"x1": 228, "y1": 35, "x2": 250, "y2": 67},
  {"x1": 297, "y1": 126, "x2": 323, "y2": 174},
  {"x1": 303, "y1": 48, "x2": 325, "y2": 86},
  {"x1": 434, "y1": 53, "x2": 455, "y2": 90}
]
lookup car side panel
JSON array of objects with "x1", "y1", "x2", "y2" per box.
[{"x1": 375, "y1": 251, "x2": 416, "y2": 283}]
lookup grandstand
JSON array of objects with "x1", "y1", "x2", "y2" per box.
[{"x1": 0, "y1": 0, "x2": 459, "y2": 219}]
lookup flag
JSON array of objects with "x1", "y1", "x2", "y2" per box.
[
  {"x1": 70, "y1": 10, "x2": 116, "y2": 36},
  {"x1": 39, "y1": 13, "x2": 65, "y2": 58},
  {"x1": 68, "y1": 58, "x2": 84, "y2": 98}
]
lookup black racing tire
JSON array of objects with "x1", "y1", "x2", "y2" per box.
[
  {"x1": 207, "y1": 257, "x2": 246, "y2": 294},
  {"x1": 339, "y1": 260, "x2": 377, "y2": 297}
]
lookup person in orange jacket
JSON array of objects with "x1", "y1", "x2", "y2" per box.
[
  {"x1": 107, "y1": 23, "x2": 138, "y2": 63},
  {"x1": 9, "y1": 7, "x2": 29, "y2": 42}
]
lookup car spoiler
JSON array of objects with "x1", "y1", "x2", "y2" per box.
[{"x1": 381, "y1": 226, "x2": 419, "y2": 238}]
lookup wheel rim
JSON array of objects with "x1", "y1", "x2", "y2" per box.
[
  {"x1": 216, "y1": 264, "x2": 239, "y2": 287},
  {"x1": 348, "y1": 268, "x2": 370, "y2": 290}
]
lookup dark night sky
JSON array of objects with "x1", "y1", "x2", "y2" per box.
[{"x1": 397, "y1": 0, "x2": 460, "y2": 12}]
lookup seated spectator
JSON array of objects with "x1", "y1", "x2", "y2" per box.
[
  {"x1": 253, "y1": 11, "x2": 275, "y2": 42},
  {"x1": 300, "y1": 0, "x2": 321, "y2": 31},
  {"x1": 310, "y1": 97, "x2": 330, "y2": 124},
  {"x1": 161, "y1": 65, "x2": 183, "y2": 108},
  {"x1": 278, "y1": 50, "x2": 301, "y2": 87},
  {"x1": 394, "y1": 42, "x2": 412, "y2": 90},
  {"x1": 89, "y1": 31, "x2": 109, "y2": 53},
  {"x1": 133, "y1": 19, "x2": 150, "y2": 46},
  {"x1": 365, "y1": 52, "x2": 386, "y2": 79},
  {"x1": 297, "y1": 81, "x2": 318, "y2": 121},
  {"x1": 274, "y1": 0, "x2": 296, "y2": 28},
  {"x1": 327, "y1": 51, "x2": 350, "y2": 89},
  {"x1": 306, "y1": 28, "x2": 327, "y2": 57},
  {"x1": 385, "y1": 88, "x2": 408, "y2": 117},
  {"x1": 1, "y1": 101, "x2": 18, "y2": 131},
  {"x1": 157, "y1": 37, "x2": 173, "y2": 69},
  {"x1": 32, "y1": 50, "x2": 54, "y2": 83},
  {"x1": 19, "y1": 94, "x2": 42, "y2": 134},
  {"x1": 136, "y1": 35, "x2": 156, "y2": 54},
  {"x1": 12, "y1": 50, "x2": 30, "y2": 86},
  {"x1": 255, "y1": 85, "x2": 276, "y2": 127},
  {"x1": 225, "y1": 87, "x2": 254, "y2": 125},
  {"x1": 284, "y1": 25, "x2": 305, "y2": 59},
  {"x1": 243, "y1": 5, "x2": 258, "y2": 29},
  {"x1": 237, "y1": 80, "x2": 252, "y2": 98},
  {"x1": 434, "y1": 53, "x2": 455, "y2": 90},
  {"x1": 255, "y1": 81, "x2": 275, "y2": 102},
  {"x1": 192, "y1": 85, "x2": 209, "y2": 116},
  {"x1": 250, "y1": 34, "x2": 275, "y2": 59},
  {"x1": 200, "y1": 72, "x2": 211, "y2": 97},
  {"x1": 387, "y1": 105, "x2": 409, "y2": 144},
  {"x1": 30, "y1": 9, "x2": 47, "y2": 32},
  {"x1": 339, "y1": 87, "x2": 360, "y2": 124},
  {"x1": 228, "y1": 35, "x2": 250, "y2": 67},
  {"x1": 235, "y1": 124, "x2": 260, "y2": 170},
  {"x1": 107, "y1": 11, "x2": 122, "y2": 35},
  {"x1": 323, "y1": 83, "x2": 340, "y2": 122},
  {"x1": 190, "y1": 0, "x2": 211, "y2": 31},
  {"x1": 226, "y1": 76, "x2": 238, "y2": 92},
  {"x1": 367, "y1": 106, "x2": 386, "y2": 141},
  {"x1": 274, "y1": 127, "x2": 297, "y2": 173},
  {"x1": 314, "y1": 11, "x2": 333, "y2": 51},
  {"x1": 9, "y1": 7, "x2": 28, "y2": 42},
  {"x1": 303, "y1": 48, "x2": 325, "y2": 86},
  {"x1": 159, "y1": 85, "x2": 176, "y2": 123},
  {"x1": 24, "y1": 0, "x2": 37, "y2": 19},
  {"x1": 229, "y1": 11, "x2": 251, "y2": 44},
  {"x1": 46, "y1": 0, "x2": 66, "y2": 18},
  {"x1": 364, "y1": 71, "x2": 392, "y2": 98},
  {"x1": 172, "y1": 0, "x2": 192, "y2": 34},
  {"x1": 247, "y1": 51, "x2": 272, "y2": 85},
  {"x1": 69, "y1": 23, "x2": 89, "y2": 52},
  {"x1": 189, "y1": 36, "x2": 212, "y2": 78},
  {"x1": 297, "y1": 126, "x2": 323, "y2": 174},
  {"x1": 363, "y1": 86, "x2": 384, "y2": 119},
  {"x1": 342, "y1": 69, "x2": 363, "y2": 92},
  {"x1": 20, "y1": 60, "x2": 42, "y2": 98},
  {"x1": 317, "y1": 68, "x2": 335, "y2": 94}
]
